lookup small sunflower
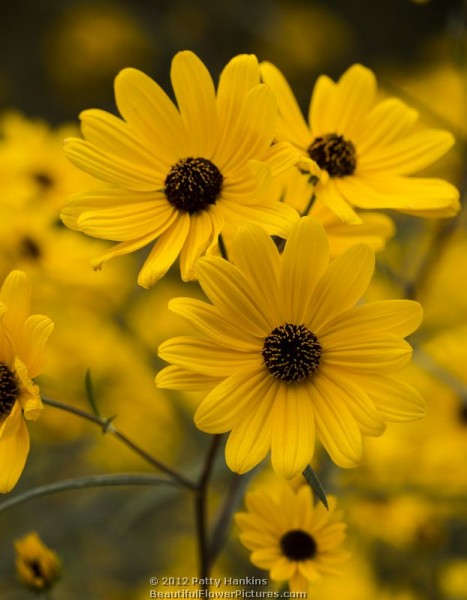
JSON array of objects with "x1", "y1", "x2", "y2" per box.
[
  {"x1": 156, "y1": 217, "x2": 424, "y2": 478},
  {"x1": 235, "y1": 482, "x2": 348, "y2": 593},
  {"x1": 62, "y1": 51, "x2": 303, "y2": 288},
  {"x1": 260, "y1": 62, "x2": 459, "y2": 223},
  {"x1": 0, "y1": 270, "x2": 53, "y2": 493}
]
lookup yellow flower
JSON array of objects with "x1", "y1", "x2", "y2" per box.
[
  {"x1": 0, "y1": 111, "x2": 99, "y2": 222},
  {"x1": 260, "y1": 62, "x2": 459, "y2": 223},
  {"x1": 62, "y1": 51, "x2": 302, "y2": 288},
  {"x1": 14, "y1": 531, "x2": 61, "y2": 592},
  {"x1": 235, "y1": 482, "x2": 348, "y2": 593},
  {"x1": 0, "y1": 271, "x2": 53, "y2": 493},
  {"x1": 156, "y1": 217, "x2": 424, "y2": 478}
]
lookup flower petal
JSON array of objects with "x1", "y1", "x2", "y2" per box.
[
  {"x1": 322, "y1": 300, "x2": 423, "y2": 341},
  {"x1": 158, "y1": 337, "x2": 259, "y2": 378},
  {"x1": 0, "y1": 417, "x2": 30, "y2": 493},
  {"x1": 313, "y1": 373, "x2": 363, "y2": 468},
  {"x1": 19, "y1": 315, "x2": 54, "y2": 379},
  {"x1": 309, "y1": 244, "x2": 375, "y2": 331},
  {"x1": 309, "y1": 74, "x2": 337, "y2": 136},
  {"x1": 225, "y1": 385, "x2": 275, "y2": 473},
  {"x1": 194, "y1": 367, "x2": 274, "y2": 433},
  {"x1": 195, "y1": 256, "x2": 272, "y2": 335},
  {"x1": 137, "y1": 213, "x2": 190, "y2": 288},
  {"x1": 155, "y1": 365, "x2": 222, "y2": 391},
  {"x1": 351, "y1": 374, "x2": 425, "y2": 421},
  {"x1": 114, "y1": 67, "x2": 186, "y2": 160},
  {"x1": 171, "y1": 51, "x2": 218, "y2": 156},
  {"x1": 0, "y1": 271, "x2": 31, "y2": 341},
  {"x1": 271, "y1": 383, "x2": 315, "y2": 479},
  {"x1": 260, "y1": 61, "x2": 311, "y2": 148},
  {"x1": 279, "y1": 216, "x2": 330, "y2": 323}
]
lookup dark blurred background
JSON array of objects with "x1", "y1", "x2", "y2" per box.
[{"x1": 0, "y1": 0, "x2": 463, "y2": 124}]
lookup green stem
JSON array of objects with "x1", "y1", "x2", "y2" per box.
[
  {"x1": 218, "y1": 234, "x2": 229, "y2": 260},
  {"x1": 0, "y1": 474, "x2": 175, "y2": 514},
  {"x1": 194, "y1": 434, "x2": 224, "y2": 590},
  {"x1": 41, "y1": 397, "x2": 196, "y2": 490},
  {"x1": 208, "y1": 469, "x2": 257, "y2": 571},
  {"x1": 301, "y1": 193, "x2": 316, "y2": 217}
]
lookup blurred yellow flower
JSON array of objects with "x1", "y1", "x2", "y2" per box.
[
  {"x1": 0, "y1": 271, "x2": 53, "y2": 492},
  {"x1": 157, "y1": 217, "x2": 424, "y2": 478},
  {"x1": 0, "y1": 111, "x2": 99, "y2": 222},
  {"x1": 235, "y1": 482, "x2": 348, "y2": 593},
  {"x1": 14, "y1": 531, "x2": 61, "y2": 592},
  {"x1": 260, "y1": 62, "x2": 459, "y2": 222},
  {"x1": 62, "y1": 51, "x2": 302, "y2": 288}
]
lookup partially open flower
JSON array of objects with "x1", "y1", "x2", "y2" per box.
[{"x1": 14, "y1": 531, "x2": 61, "y2": 592}]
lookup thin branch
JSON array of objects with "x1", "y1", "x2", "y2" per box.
[
  {"x1": 194, "y1": 434, "x2": 224, "y2": 590},
  {"x1": 41, "y1": 397, "x2": 196, "y2": 490},
  {"x1": 0, "y1": 474, "x2": 176, "y2": 514}
]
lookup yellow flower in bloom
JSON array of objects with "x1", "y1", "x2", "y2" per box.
[
  {"x1": 0, "y1": 271, "x2": 53, "y2": 492},
  {"x1": 62, "y1": 51, "x2": 302, "y2": 288},
  {"x1": 14, "y1": 531, "x2": 61, "y2": 592},
  {"x1": 260, "y1": 62, "x2": 459, "y2": 223},
  {"x1": 157, "y1": 217, "x2": 424, "y2": 477},
  {"x1": 235, "y1": 483, "x2": 348, "y2": 592}
]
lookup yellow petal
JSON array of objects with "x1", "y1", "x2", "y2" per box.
[
  {"x1": 114, "y1": 67, "x2": 186, "y2": 161},
  {"x1": 18, "y1": 315, "x2": 54, "y2": 379},
  {"x1": 194, "y1": 367, "x2": 274, "y2": 433},
  {"x1": 217, "y1": 54, "x2": 261, "y2": 147},
  {"x1": 137, "y1": 213, "x2": 190, "y2": 288},
  {"x1": 309, "y1": 244, "x2": 374, "y2": 331},
  {"x1": 195, "y1": 256, "x2": 272, "y2": 336},
  {"x1": 171, "y1": 51, "x2": 218, "y2": 156},
  {"x1": 158, "y1": 337, "x2": 259, "y2": 378},
  {"x1": 351, "y1": 374, "x2": 425, "y2": 422},
  {"x1": 0, "y1": 417, "x2": 30, "y2": 493},
  {"x1": 308, "y1": 74, "x2": 337, "y2": 136},
  {"x1": 279, "y1": 216, "x2": 330, "y2": 324},
  {"x1": 313, "y1": 373, "x2": 363, "y2": 467},
  {"x1": 225, "y1": 385, "x2": 275, "y2": 473},
  {"x1": 271, "y1": 383, "x2": 315, "y2": 479},
  {"x1": 322, "y1": 300, "x2": 423, "y2": 340},
  {"x1": 260, "y1": 61, "x2": 310, "y2": 148},
  {"x1": 0, "y1": 271, "x2": 31, "y2": 341},
  {"x1": 155, "y1": 365, "x2": 222, "y2": 391},
  {"x1": 168, "y1": 298, "x2": 259, "y2": 350}
]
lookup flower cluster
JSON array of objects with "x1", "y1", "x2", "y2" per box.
[{"x1": 1, "y1": 47, "x2": 461, "y2": 598}]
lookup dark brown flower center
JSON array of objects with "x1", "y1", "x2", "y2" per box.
[
  {"x1": 0, "y1": 362, "x2": 19, "y2": 418},
  {"x1": 308, "y1": 133, "x2": 356, "y2": 177},
  {"x1": 32, "y1": 172, "x2": 54, "y2": 189},
  {"x1": 262, "y1": 323, "x2": 322, "y2": 382},
  {"x1": 164, "y1": 157, "x2": 223, "y2": 214},
  {"x1": 19, "y1": 237, "x2": 42, "y2": 260},
  {"x1": 280, "y1": 529, "x2": 317, "y2": 561}
]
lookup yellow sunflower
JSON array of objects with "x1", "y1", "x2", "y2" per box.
[
  {"x1": 260, "y1": 62, "x2": 459, "y2": 223},
  {"x1": 235, "y1": 482, "x2": 348, "y2": 593},
  {"x1": 0, "y1": 271, "x2": 53, "y2": 493},
  {"x1": 156, "y1": 217, "x2": 424, "y2": 478},
  {"x1": 62, "y1": 51, "x2": 303, "y2": 288}
]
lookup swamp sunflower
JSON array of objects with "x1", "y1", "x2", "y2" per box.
[
  {"x1": 235, "y1": 483, "x2": 348, "y2": 593},
  {"x1": 62, "y1": 51, "x2": 303, "y2": 288},
  {"x1": 0, "y1": 271, "x2": 53, "y2": 492},
  {"x1": 157, "y1": 217, "x2": 424, "y2": 478},
  {"x1": 260, "y1": 62, "x2": 459, "y2": 223}
]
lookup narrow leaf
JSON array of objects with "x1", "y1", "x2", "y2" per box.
[{"x1": 302, "y1": 465, "x2": 329, "y2": 510}]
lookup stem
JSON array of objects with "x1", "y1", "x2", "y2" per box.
[
  {"x1": 194, "y1": 434, "x2": 224, "y2": 590},
  {"x1": 208, "y1": 470, "x2": 257, "y2": 571},
  {"x1": 301, "y1": 193, "x2": 316, "y2": 217},
  {"x1": 41, "y1": 397, "x2": 196, "y2": 490},
  {"x1": 0, "y1": 474, "x2": 175, "y2": 514},
  {"x1": 218, "y1": 234, "x2": 229, "y2": 260}
]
